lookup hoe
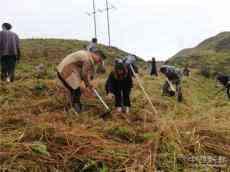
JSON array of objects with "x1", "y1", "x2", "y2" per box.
[{"x1": 93, "y1": 89, "x2": 112, "y2": 118}]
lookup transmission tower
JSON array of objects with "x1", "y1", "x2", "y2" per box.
[
  {"x1": 85, "y1": 0, "x2": 98, "y2": 39},
  {"x1": 85, "y1": 0, "x2": 117, "y2": 46}
]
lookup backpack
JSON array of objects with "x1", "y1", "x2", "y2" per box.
[
  {"x1": 161, "y1": 65, "x2": 182, "y2": 80},
  {"x1": 217, "y1": 74, "x2": 230, "y2": 87}
]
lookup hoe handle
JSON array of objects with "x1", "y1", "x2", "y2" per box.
[{"x1": 93, "y1": 89, "x2": 110, "y2": 111}]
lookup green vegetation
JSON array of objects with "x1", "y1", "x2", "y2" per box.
[
  {"x1": 168, "y1": 32, "x2": 230, "y2": 75},
  {"x1": 0, "y1": 39, "x2": 229, "y2": 171},
  {"x1": 21, "y1": 39, "x2": 144, "y2": 66}
]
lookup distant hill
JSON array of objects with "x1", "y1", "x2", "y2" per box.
[{"x1": 167, "y1": 32, "x2": 230, "y2": 74}]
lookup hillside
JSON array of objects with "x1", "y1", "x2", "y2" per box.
[
  {"x1": 0, "y1": 39, "x2": 230, "y2": 171},
  {"x1": 20, "y1": 39, "x2": 144, "y2": 66},
  {"x1": 167, "y1": 32, "x2": 230, "y2": 75}
]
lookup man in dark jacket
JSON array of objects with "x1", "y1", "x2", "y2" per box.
[
  {"x1": 150, "y1": 57, "x2": 158, "y2": 77},
  {"x1": 216, "y1": 73, "x2": 230, "y2": 99},
  {"x1": 105, "y1": 61, "x2": 133, "y2": 113},
  {"x1": 183, "y1": 66, "x2": 190, "y2": 76},
  {"x1": 160, "y1": 65, "x2": 183, "y2": 102},
  {"x1": 0, "y1": 23, "x2": 20, "y2": 82}
]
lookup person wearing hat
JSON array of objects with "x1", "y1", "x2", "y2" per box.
[
  {"x1": 57, "y1": 49, "x2": 106, "y2": 113},
  {"x1": 160, "y1": 65, "x2": 183, "y2": 102},
  {"x1": 105, "y1": 60, "x2": 133, "y2": 113},
  {"x1": 123, "y1": 54, "x2": 138, "y2": 76},
  {"x1": 0, "y1": 23, "x2": 21, "y2": 82},
  {"x1": 87, "y1": 38, "x2": 98, "y2": 52}
]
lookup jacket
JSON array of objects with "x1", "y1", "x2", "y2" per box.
[
  {"x1": 161, "y1": 65, "x2": 182, "y2": 81},
  {"x1": 106, "y1": 67, "x2": 133, "y2": 94},
  {"x1": 0, "y1": 30, "x2": 20, "y2": 56},
  {"x1": 217, "y1": 74, "x2": 230, "y2": 88},
  {"x1": 57, "y1": 50, "x2": 95, "y2": 89}
]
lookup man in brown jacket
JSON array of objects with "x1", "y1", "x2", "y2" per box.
[
  {"x1": 0, "y1": 23, "x2": 20, "y2": 82},
  {"x1": 57, "y1": 49, "x2": 106, "y2": 113}
]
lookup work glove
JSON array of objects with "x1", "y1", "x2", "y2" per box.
[
  {"x1": 85, "y1": 80, "x2": 94, "y2": 89},
  {"x1": 87, "y1": 83, "x2": 95, "y2": 90}
]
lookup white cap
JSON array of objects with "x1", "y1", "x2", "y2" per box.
[{"x1": 125, "y1": 54, "x2": 136, "y2": 64}]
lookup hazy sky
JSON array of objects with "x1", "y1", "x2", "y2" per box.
[{"x1": 1, "y1": 0, "x2": 230, "y2": 60}]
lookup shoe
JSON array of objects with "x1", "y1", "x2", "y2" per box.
[
  {"x1": 125, "y1": 107, "x2": 130, "y2": 114},
  {"x1": 6, "y1": 77, "x2": 10, "y2": 82},
  {"x1": 116, "y1": 107, "x2": 122, "y2": 113}
]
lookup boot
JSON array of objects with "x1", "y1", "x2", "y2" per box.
[
  {"x1": 1, "y1": 73, "x2": 6, "y2": 81},
  {"x1": 73, "y1": 102, "x2": 82, "y2": 113},
  {"x1": 70, "y1": 88, "x2": 83, "y2": 113}
]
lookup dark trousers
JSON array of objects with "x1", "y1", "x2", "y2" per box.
[
  {"x1": 71, "y1": 88, "x2": 81, "y2": 105},
  {"x1": 57, "y1": 72, "x2": 81, "y2": 105},
  {"x1": 150, "y1": 65, "x2": 158, "y2": 76},
  {"x1": 227, "y1": 85, "x2": 230, "y2": 99},
  {"x1": 162, "y1": 79, "x2": 181, "y2": 96},
  {"x1": 0, "y1": 55, "x2": 17, "y2": 82},
  {"x1": 162, "y1": 79, "x2": 183, "y2": 102},
  {"x1": 115, "y1": 89, "x2": 131, "y2": 107}
]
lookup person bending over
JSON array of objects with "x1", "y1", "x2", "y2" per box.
[
  {"x1": 160, "y1": 65, "x2": 183, "y2": 102},
  {"x1": 216, "y1": 73, "x2": 230, "y2": 99},
  {"x1": 57, "y1": 49, "x2": 106, "y2": 113},
  {"x1": 106, "y1": 61, "x2": 133, "y2": 113}
]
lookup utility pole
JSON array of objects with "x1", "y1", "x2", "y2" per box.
[
  {"x1": 85, "y1": 0, "x2": 98, "y2": 39},
  {"x1": 85, "y1": 0, "x2": 116, "y2": 45},
  {"x1": 92, "y1": 0, "x2": 97, "y2": 39},
  {"x1": 105, "y1": 0, "x2": 111, "y2": 47},
  {"x1": 98, "y1": 1, "x2": 116, "y2": 47}
]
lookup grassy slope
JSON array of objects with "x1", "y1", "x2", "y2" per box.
[
  {"x1": 0, "y1": 39, "x2": 230, "y2": 171},
  {"x1": 20, "y1": 39, "x2": 144, "y2": 65},
  {"x1": 168, "y1": 32, "x2": 230, "y2": 74}
]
